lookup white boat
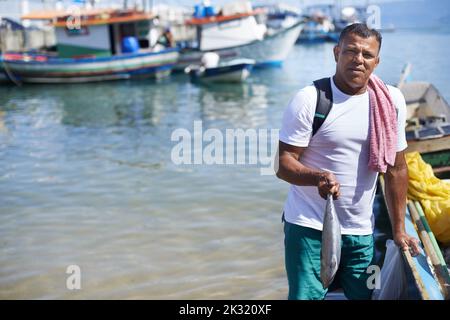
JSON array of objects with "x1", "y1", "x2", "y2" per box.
[{"x1": 175, "y1": 6, "x2": 303, "y2": 71}]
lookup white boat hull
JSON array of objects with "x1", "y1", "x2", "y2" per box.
[{"x1": 177, "y1": 22, "x2": 303, "y2": 71}]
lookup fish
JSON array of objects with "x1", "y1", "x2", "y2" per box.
[{"x1": 320, "y1": 193, "x2": 342, "y2": 289}]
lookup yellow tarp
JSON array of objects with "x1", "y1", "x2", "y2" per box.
[{"x1": 406, "y1": 152, "x2": 450, "y2": 245}]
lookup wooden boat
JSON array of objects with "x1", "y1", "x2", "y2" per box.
[
  {"x1": 378, "y1": 176, "x2": 447, "y2": 300},
  {"x1": 185, "y1": 58, "x2": 254, "y2": 83},
  {"x1": 2, "y1": 8, "x2": 179, "y2": 84},
  {"x1": 398, "y1": 64, "x2": 450, "y2": 179},
  {"x1": 175, "y1": 8, "x2": 303, "y2": 71},
  {"x1": 373, "y1": 67, "x2": 450, "y2": 299}
]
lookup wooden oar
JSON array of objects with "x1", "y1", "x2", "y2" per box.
[
  {"x1": 408, "y1": 202, "x2": 440, "y2": 265},
  {"x1": 407, "y1": 201, "x2": 449, "y2": 298},
  {"x1": 414, "y1": 201, "x2": 450, "y2": 294},
  {"x1": 414, "y1": 201, "x2": 448, "y2": 269}
]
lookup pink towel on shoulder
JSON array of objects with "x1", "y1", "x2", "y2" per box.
[{"x1": 367, "y1": 74, "x2": 398, "y2": 173}]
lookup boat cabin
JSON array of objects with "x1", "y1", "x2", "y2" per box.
[
  {"x1": 185, "y1": 7, "x2": 266, "y2": 51},
  {"x1": 22, "y1": 8, "x2": 157, "y2": 58}
]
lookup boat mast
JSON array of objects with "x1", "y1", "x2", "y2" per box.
[{"x1": 143, "y1": 0, "x2": 153, "y2": 13}]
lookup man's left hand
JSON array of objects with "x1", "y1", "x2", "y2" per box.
[{"x1": 393, "y1": 232, "x2": 421, "y2": 256}]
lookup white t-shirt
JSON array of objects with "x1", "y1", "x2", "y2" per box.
[{"x1": 279, "y1": 77, "x2": 408, "y2": 235}]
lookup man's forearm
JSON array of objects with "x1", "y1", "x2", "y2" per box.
[
  {"x1": 384, "y1": 163, "x2": 408, "y2": 234},
  {"x1": 276, "y1": 155, "x2": 324, "y2": 186}
]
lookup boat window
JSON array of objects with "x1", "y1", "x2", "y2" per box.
[{"x1": 119, "y1": 23, "x2": 137, "y2": 38}]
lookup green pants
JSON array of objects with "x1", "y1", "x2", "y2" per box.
[{"x1": 284, "y1": 221, "x2": 375, "y2": 300}]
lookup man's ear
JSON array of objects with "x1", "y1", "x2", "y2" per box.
[
  {"x1": 333, "y1": 45, "x2": 340, "y2": 63},
  {"x1": 374, "y1": 56, "x2": 380, "y2": 68}
]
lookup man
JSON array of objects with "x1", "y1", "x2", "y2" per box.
[
  {"x1": 276, "y1": 23, "x2": 421, "y2": 300},
  {"x1": 157, "y1": 28, "x2": 175, "y2": 48}
]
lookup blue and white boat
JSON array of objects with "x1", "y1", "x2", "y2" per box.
[
  {"x1": 378, "y1": 176, "x2": 447, "y2": 300},
  {"x1": 176, "y1": 5, "x2": 303, "y2": 71},
  {"x1": 295, "y1": 5, "x2": 335, "y2": 44},
  {"x1": 2, "y1": 8, "x2": 178, "y2": 84}
]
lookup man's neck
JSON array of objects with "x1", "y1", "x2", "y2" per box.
[{"x1": 332, "y1": 75, "x2": 368, "y2": 95}]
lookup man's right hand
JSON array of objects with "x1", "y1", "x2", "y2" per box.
[{"x1": 317, "y1": 172, "x2": 341, "y2": 200}]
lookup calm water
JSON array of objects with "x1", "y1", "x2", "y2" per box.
[{"x1": 1, "y1": 29, "x2": 450, "y2": 299}]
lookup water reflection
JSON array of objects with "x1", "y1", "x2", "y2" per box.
[
  {"x1": 58, "y1": 81, "x2": 181, "y2": 128},
  {"x1": 197, "y1": 82, "x2": 269, "y2": 129}
]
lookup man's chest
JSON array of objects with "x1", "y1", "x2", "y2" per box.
[{"x1": 312, "y1": 99, "x2": 370, "y2": 150}]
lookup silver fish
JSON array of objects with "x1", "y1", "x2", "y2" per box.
[{"x1": 320, "y1": 193, "x2": 342, "y2": 289}]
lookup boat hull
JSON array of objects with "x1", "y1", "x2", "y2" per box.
[
  {"x1": 378, "y1": 176, "x2": 445, "y2": 300},
  {"x1": 177, "y1": 22, "x2": 303, "y2": 71},
  {"x1": 189, "y1": 62, "x2": 253, "y2": 83},
  {"x1": 2, "y1": 49, "x2": 179, "y2": 84},
  {"x1": 0, "y1": 57, "x2": 9, "y2": 83}
]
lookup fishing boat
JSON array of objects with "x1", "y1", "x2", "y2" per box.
[
  {"x1": 255, "y1": 3, "x2": 302, "y2": 32},
  {"x1": 185, "y1": 57, "x2": 254, "y2": 83},
  {"x1": 297, "y1": 18, "x2": 334, "y2": 44},
  {"x1": 398, "y1": 64, "x2": 450, "y2": 179},
  {"x1": 296, "y1": 6, "x2": 335, "y2": 44},
  {"x1": 369, "y1": 65, "x2": 450, "y2": 300},
  {"x1": 175, "y1": 3, "x2": 303, "y2": 71},
  {"x1": 378, "y1": 176, "x2": 448, "y2": 300},
  {"x1": 2, "y1": 8, "x2": 179, "y2": 84}
]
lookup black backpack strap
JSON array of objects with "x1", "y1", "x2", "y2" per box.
[{"x1": 312, "y1": 77, "x2": 333, "y2": 136}]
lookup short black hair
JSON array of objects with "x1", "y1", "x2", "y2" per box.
[{"x1": 338, "y1": 23, "x2": 382, "y2": 50}]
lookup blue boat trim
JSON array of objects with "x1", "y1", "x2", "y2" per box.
[
  {"x1": 4, "y1": 48, "x2": 179, "y2": 65},
  {"x1": 253, "y1": 60, "x2": 283, "y2": 68},
  {"x1": 15, "y1": 63, "x2": 177, "y2": 78}
]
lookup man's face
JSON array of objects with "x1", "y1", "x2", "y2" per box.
[{"x1": 333, "y1": 33, "x2": 380, "y2": 89}]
